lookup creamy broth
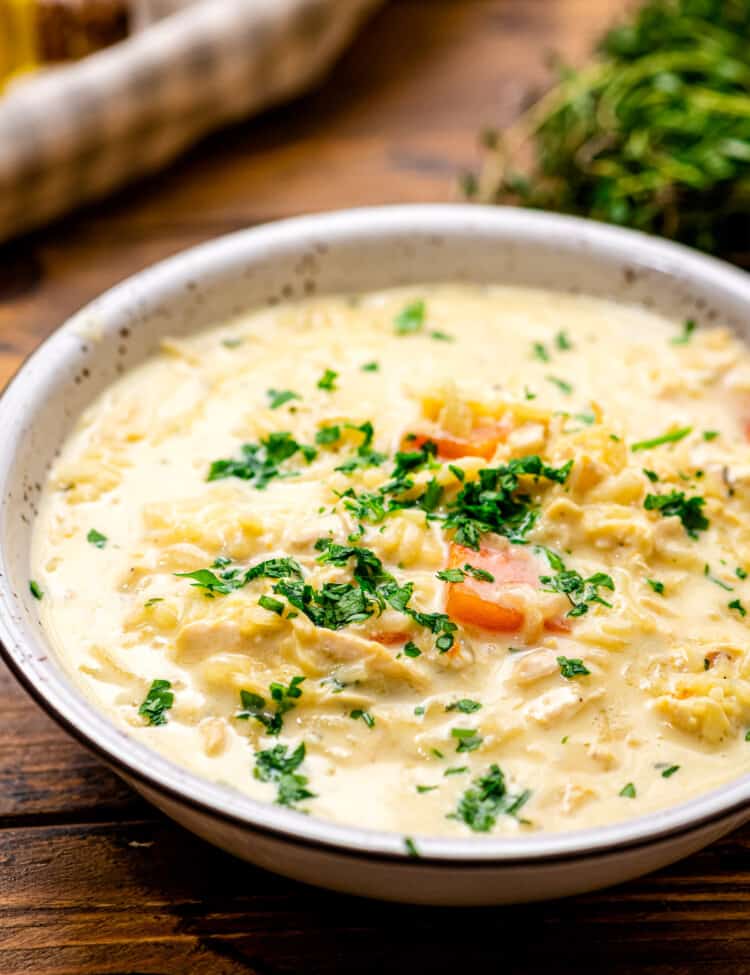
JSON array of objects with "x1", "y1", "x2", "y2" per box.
[{"x1": 32, "y1": 284, "x2": 750, "y2": 838}]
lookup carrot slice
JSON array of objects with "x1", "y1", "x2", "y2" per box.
[
  {"x1": 445, "y1": 543, "x2": 538, "y2": 632},
  {"x1": 407, "y1": 423, "x2": 507, "y2": 461}
]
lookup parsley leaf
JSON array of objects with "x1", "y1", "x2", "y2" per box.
[
  {"x1": 445, "y1": 454, "x2": 573, "y2": 550},
  {"x1": 350, "y1": 709, "x2": 375, "y2": 728},
  {"x1": 539, "y1": 550, "x2": 614, "y2": 617},
  {"x1": 317, "y1": 369, "x2": 338, "y2": 391},
  {"x1": 237, "y1": 677, "x2": 305, "y2": 736},
  {"x1": 29, "y1": 580, "x2": 43, "y2": 601},
  {"x1": 437, "y1": 568, "x2": 466, "y2": 583},
  {"x1": 671, "y1": 319, "x2": 696, "y2": 345},
  {"x1": 451, "y1": 728, "x2": 483, "y2": 752},
  {"x1": 532, "y1": 342, "x2": 549, "y2": 362},
  {"x1": 451, "y1": 764, "x2": 530, "y2": 832},
  {"x1": 87, "y1": 529, "x2": 108, "y2": 548},
  {"x1": 729, "y1": 598, "x2": 747, "y2": 617},
  {"x1": 267, "y1": 388, "x2": 300, "y2": 410},
  {"x1": 620, "y1": 782, "x2": 637, "y2": 798},
  {"x1": 361, "y1": 361, "x2": 379, "y2": 372},
  {"x1": 207, "y1": 432, "x2": 316, "y2": 489},
  {"x1": 315, "y1": 425, "x2": 341, "y2": 445},
  {"x1": 464, "y1": 564, "x2": 494, "y2": 582},
  {"x1": 334, "y1": 421, "x2": 387, "y2": 473},
  {"x1": 254, "y1": 742, "x2": 315, "y2": 807},
  {"x1": 546, "y1": 375, "x2": 573, "y2": 395},
  {"x1": 138, "y1": 679, "x2": 174, "y2": 726},
  {"x1": 644, "y1": 490, "x2": 709, "y2": 538},
  {"x1": 394, "y1": 300, "x2": 426, "y2": 335},
  {"x1": 631, "y1": 427, "x2": 692, "y2": 451},
  {"x1": 646, "y1": 578, "x2": 665, "y2": 595},
  {"x1": 662, "y1": 765, "x2": 680, "y2": 778},
  {"x1": 176, "y1": 556, "x2": 303, "y2": 596},
  {"x1": 557, "y1": 656, "x2": 591, "y2": 678},
  {"x1": 446, "y1": 699, "x2": 482, "y2": 713}
]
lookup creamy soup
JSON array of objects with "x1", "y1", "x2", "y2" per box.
[{"x1": 32, "y1": 284, "x2": 750, "y2": 840}]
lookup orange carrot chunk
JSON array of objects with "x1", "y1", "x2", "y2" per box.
[
  {"x1": 407, "y1": 423, "x2": 508, "y2": 461},
  {"x1": 445, "y1": 543, "x2": 538, "y2": 632}
]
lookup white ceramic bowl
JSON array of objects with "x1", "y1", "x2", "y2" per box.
[{"x1": 2, "y1": 205, "x2": 750, "y2": 905}]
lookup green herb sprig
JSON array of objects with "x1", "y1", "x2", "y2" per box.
[{"x1": 465, "y1": 0, "x2": 750, "y2": 263}]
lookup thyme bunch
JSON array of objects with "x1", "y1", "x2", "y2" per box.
[{"x1": 466, "y1": 0, "x2": 750, "y2": 263}]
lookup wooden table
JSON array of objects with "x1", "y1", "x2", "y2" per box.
[{"x1": 2, "y1": 2, "x2": 749, "y2": 972}]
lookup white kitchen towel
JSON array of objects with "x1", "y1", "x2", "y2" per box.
[{"x1": 0, "y1": 0, "x2": 383, "y2": 241}]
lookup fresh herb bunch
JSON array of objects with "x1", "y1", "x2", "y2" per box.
[{"x1": 466, "y1": 0, "x2": 750, "y2": 262}]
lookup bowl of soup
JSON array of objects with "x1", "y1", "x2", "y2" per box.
[{"x1": 2, "y1": 205, "x2": 750, "y2": 903}]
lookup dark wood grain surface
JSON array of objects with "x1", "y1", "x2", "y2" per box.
[{"x1": 2, "y1": 2, "x2": 750, "y2": 973}]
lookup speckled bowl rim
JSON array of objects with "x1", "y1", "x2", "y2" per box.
[{"x1": 1, "y1": 205, "x2": 749, "y2": 865}]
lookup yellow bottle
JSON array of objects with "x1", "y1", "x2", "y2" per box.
[
  {"x1": 0, "y1": 0, "x2": 38, "y2": 88},
  {"x1": 0, "y1": 0, "x2": 132, "y2": 91}
]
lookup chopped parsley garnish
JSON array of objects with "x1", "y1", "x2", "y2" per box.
[
  {"x1": 464, "y1": 564, "x2": 494, "y2": 582},
  {"x1": 671, "y1": 318, "x2": 696, "y2": 345},
  {"x1": 736, "y1": 567, "x2": 748, "y2": 580},
  {"x1": 144, "y1": 597, "x2": 163, "y2": 607},
  {"x1": 538, "y1": 549, "x2": 614, "y2": 618},
  {"x1": 404, "y1": 836, "x2": 420, "y2": 858},
  {"x1": 631, "y1": 426, "x2": 692, "y2": 451},
  {"x1": 207, "y1": 432, "x2": 316, "y2": 489},
  {"x1": 451, "y1": 728, "x2": 483, "y2": 752},
  {"x1": 414, "y1": 705, "x2": 425, "y2": 716},
  {"x1": 646, "y1": 578, "x2": 665, "y2": 595},
  {"x1": 394, "y1": 300, "x2": 426, "y2": 335},
  {"x1": 662, "y1": 765, "x2": 680, "y2": 778},
  {"x1": 404, "y1": 641, "x2": 422, "y2": 658},
  {"x1": 87, "y1": 529, "x2": 108, "y2": 548},
  {"x1": 444, "y1": 766, "x2": 469, "y2": 776},
  {"x1": 643, "y1": 468, "x2": 659, "y2": 482},
  {"x1": 555, "y1": 330, "x2": 573, "y2": 351},
  {"x1": 556, "y1": 656, "x2": 590, "y2": 679},
  {"x1": 445, "y1": 454, "x2": 572, "y2": 550},
  {"x1": 451, "y1": 764, "x2": 530, "y2": 832},
  {"x1": 416, "y1": 785, "x2": 438, "y2": 793},
  {"x1": 176, "y1": 556, "x2": 303, "y2": 596},
  {"x1": 703, "y1": 430, "x2": 719, "y2": 441},
  {"x1": 546, "y1": 375, "x2": 573, "y2": 395},
  {"x1": 532, "y1": 342, "x2": 549, "y2": 362},
  {"x1": 704, "y1": 564, "x2": 733, "y2": 591},
  {"x1": 644, "y1": 490, "x2": 708, "y2": 538},
  {"x1": 334, "y1": 421, "x2": 387, "y2": 473},
  {"x1": 436, "y1": 568, "x2": 466, "y2": 583},
  {"x1": 221, "y1": 337, "x2": 242, "y2": 348},
  {"x1": 254, "y1": 742, "x2": 315, "y2": 807},
  {"x1": 350, "y1": 709, "x2": 375, "y2": 728},
  {"x1": 315, "y1": 424, "x2": 341, "y2": 445},
  {"x1": 138, "y1": 679, "x2": 173, "y2": 726},
  {"x1": 317, "y1": 368, "x2": 339, "y2": 391},
  {"x1": 309, "y1": 537, "x2": 457, "y2": 649},
  {"x1": 29, "y1": 580, "x2": 43, "y2": 601},
  {"x1": 524, "y1": 386, "x2": 537, "y2": 400},
  {"x1": 258, "y1": 595, "x2": 285, "y2": 615},
  {"x1": 446, "y1": 699, "x2": 482, "y2": 714},
  {"x1": 266, "y1": 388, "x2": 300, "y2": 410},
  {"x1": 729, "y1": 598, "x2": 747, "y2": 618},
  {"x1": 619, "y1": 782, "x2": 637, "y2": 798},
  {"x1": 361, "y1": 361, "x2": 379, "y2": 372},
  {"x1": 430, "y1": 330, "x2": 454, "y2": 342},
  {"x1": 236, "y1": 677, "x2": 305, "y2": 736}
]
